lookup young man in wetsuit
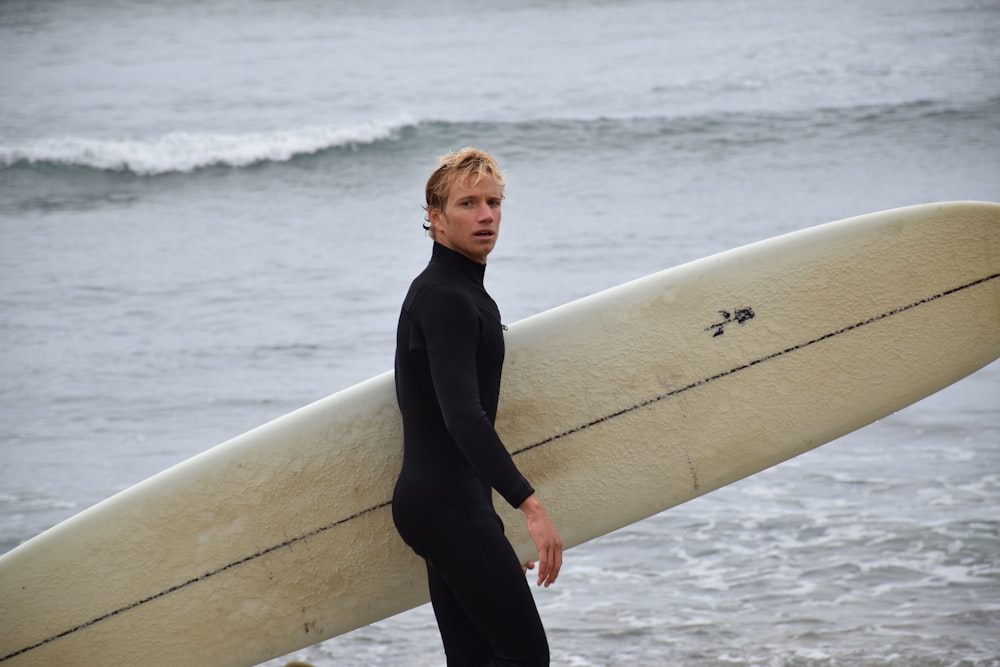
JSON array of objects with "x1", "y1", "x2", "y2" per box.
[{"x1": 392, "y1": 148, "x2": 563, "y2": 666}]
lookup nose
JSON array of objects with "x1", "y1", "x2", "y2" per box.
[{"x1": 477, "y1": 201, "x2": 494, "y2": 222}]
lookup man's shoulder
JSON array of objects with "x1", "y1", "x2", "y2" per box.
[{"x1": 405, "y1": 268, "x2": 476, "y2": 313}]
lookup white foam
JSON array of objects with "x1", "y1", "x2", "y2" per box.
[{"x1": 0, "y1": 115, "x2": 416, "y2": 175}]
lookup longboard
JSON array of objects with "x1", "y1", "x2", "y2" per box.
[{"x1": 1, "y1": 202, "x2": 998, "y2": 667}]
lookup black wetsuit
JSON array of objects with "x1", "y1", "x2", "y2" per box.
[{"x1": 392, "y1": 242, "x2": 549, "y2": 667}]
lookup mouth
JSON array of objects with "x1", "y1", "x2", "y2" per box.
[{"x1": 474, "y1": 230, "x2": 495, "y2": 238}]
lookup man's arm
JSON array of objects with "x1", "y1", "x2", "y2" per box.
[{"x1": 419, "y1": 285, "x2": 534, "y2": 507}]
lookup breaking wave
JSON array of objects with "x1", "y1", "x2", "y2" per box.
[{"x1": 0, "y1": 116, "x2": 416, "y2": 176}]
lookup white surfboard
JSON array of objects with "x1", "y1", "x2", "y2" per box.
[{"x1": 1, "y1": 202, "x2": 998, "y2": 667}]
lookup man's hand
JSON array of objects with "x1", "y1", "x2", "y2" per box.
[{"x1": 519, "y1": 493, "x2": 563, "y2": 587}]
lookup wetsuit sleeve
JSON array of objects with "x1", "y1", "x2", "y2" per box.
[{"x1": 417, "y1": 285, "x2": 534, "y2": 508}]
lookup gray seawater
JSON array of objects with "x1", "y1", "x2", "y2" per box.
[{"x1": 2, "y1": 0, "x2": 999, "y2": 665}]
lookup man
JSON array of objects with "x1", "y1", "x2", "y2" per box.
[{"x1": 392, "y1": 148, "x2": 563, "y2": 666}]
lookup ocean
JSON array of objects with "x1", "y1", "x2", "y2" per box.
[{"x1": 1, "y1": 0, "x2": 999, "y2": 665}]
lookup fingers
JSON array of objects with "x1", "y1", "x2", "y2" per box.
[
  {"x1": 533, "y1": 528, "x2": 563, "y2": 587},
  {"x1": 522, "y1": 560, "x2": 536, "y2": 575},
  {"x1": 536, "y1": 540, "x2": 562, "y2": 587},
  {"x1": 520, "y1": 493, "x2": 563, "y2": 587}
]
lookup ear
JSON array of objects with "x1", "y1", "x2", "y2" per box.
[{"x1": 428, "y1": 207, "x2": 446, "y2": 237}]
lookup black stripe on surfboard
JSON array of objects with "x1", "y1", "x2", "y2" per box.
[
  {"x1": 4, "y1": 271, "x2": 998, "y2": 662},
  {"x1": 0, "y1": 500, "x2": 392, "y2": 662},
  {"x1": 514, "y1": 270, "x2": 1000, "y2": 456}
]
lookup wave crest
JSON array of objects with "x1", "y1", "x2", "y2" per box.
[{"x1": 0, "y1": 116, "x2": 415, "y2": 175}]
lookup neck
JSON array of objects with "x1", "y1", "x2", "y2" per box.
[{"x1": 432, "y1": 242, "x2": 487, "y2": 283}]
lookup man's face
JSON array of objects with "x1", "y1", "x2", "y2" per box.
[{"x1": 429, "y1": 173, "x2": 503, "y2": 265}]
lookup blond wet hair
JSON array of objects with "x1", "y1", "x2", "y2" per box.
[{"x1": 423, "y1": 147, "x2": 506, "y2": 239}]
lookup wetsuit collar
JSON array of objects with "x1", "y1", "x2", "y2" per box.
[{"x1": 430, "y1": 242, "x2": 487, "y2": 285}]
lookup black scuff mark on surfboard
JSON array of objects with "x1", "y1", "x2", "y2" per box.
[
  {"x1": 5, "y1": 270, "x2": 999, "y2": 663},
  {"x1": 687, "y1": 454, "x2": 700, "y2": 491},
  {"x1": 705, "y1": 306, "x2": 755, "y2": 337}
]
